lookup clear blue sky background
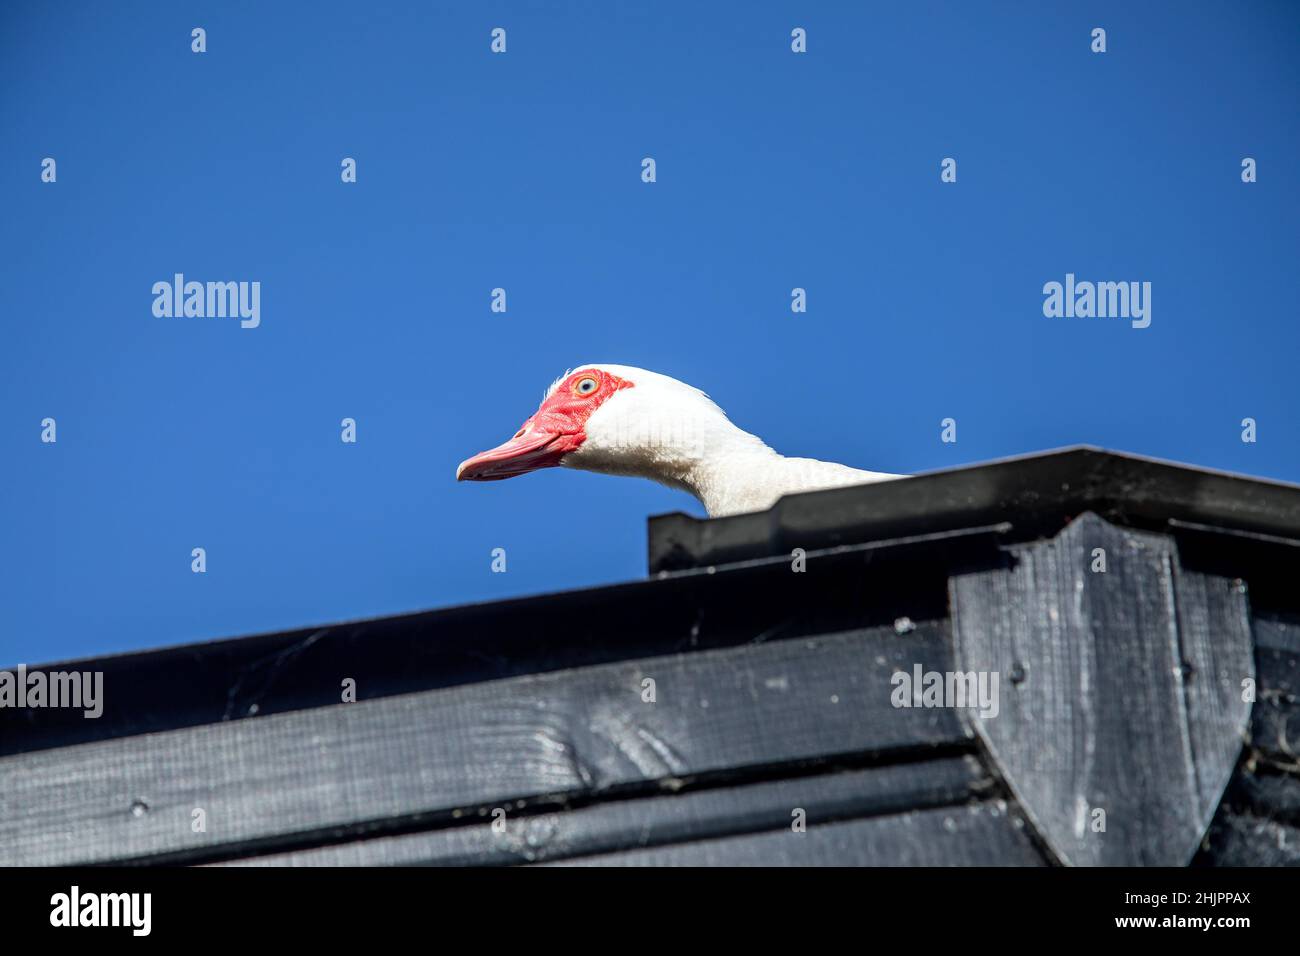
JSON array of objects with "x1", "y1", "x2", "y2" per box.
[{"x1": 3, "y1": 1, "x2": 1297, "y2": 666}]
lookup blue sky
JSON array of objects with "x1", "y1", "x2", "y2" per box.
[{"x1": 2, "y1": 1, "x2": 1298, "y2": 665}]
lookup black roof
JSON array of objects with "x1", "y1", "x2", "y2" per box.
[
  {"x1": 648, "y1": 445, "x2": 1300, "y2": 572},
  {"x1": 1, "y1": 448, "x2": 1297, "y2": 865}
]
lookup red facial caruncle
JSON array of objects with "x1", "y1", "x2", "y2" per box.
[{"x1": 456, "y1": 368, "x2": 635, "y2": 481}]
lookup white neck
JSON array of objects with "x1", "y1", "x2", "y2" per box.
[{"x1": 638, "y1": 419, "x2": 786, "y2": 518}]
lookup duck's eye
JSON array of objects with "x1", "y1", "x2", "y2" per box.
[{"x1": 573, "y1": 376, "x2": 599, "y2": 397}]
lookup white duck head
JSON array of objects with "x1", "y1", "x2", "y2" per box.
[{"x1": 457, "y1": 364, "x2": 898, "y2": 516}]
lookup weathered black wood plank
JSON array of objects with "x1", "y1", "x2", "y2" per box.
[
  {"x1": 1251, "y1": 630, "x2": 1300, "y2": 767},
  {"x1": 649, "y1": 447, "x2": 1300, "y2": 574},
  {"x1": 950, "y1": 512, "x2": 1253, "y2": 866},
  {"x1": 222, "y1": 757, "x2": 990, "y2": 866},
  {"x1": 1255, "y1": 615, "x2": 1300, "y2": 653},
  {"x1": 546, "y1": 802, "x2": 1044, "y2": 866},
  {"x1": 0, "y1": 623, "x2": 968, "y2": 865},
  {"x1": 1, "y1": 533, "x2": 950, "y2": 759}
]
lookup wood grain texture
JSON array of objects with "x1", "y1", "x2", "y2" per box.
[
  {"x1": 546, "y1": 802, "x2": 1044, "y2": 866},
  {"x1": 0, "y1": 623, "x2": 968, "y2": 865},
  {"x1": 1252, "y1": 619, "x2": 1300, "y2": 768},
  {"x1": 950, "y1": 512, "x2": 1254, "y2": 866},
  {"x1": 1, "y1": 544, "x2": 950, "y2": 760},
  {"x1": 222, "y1": 757, "x2": 992, "y2": 866}
]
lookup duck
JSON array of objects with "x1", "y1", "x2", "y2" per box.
[{"x1": 456, "y1": 364, "x2": 903, "y2": 517}]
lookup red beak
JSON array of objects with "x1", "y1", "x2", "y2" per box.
[{"x1": 456, "y1": 425, "x2": 569, "y2": 481}]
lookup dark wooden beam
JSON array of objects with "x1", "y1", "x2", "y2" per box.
[
  {"x1": 220, "y1": 757, "x2": 993, "y2": 866},
  {"x1": 0, "y1": 623, "x2": 969, "y2": 866},
  {"x1": 545, "y1": 803, "x2": 1045, "y2": 866}
]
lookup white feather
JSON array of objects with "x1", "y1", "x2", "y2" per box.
[{"x1": 559, "y1": 364, "x2": 903, "y2": 517}]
